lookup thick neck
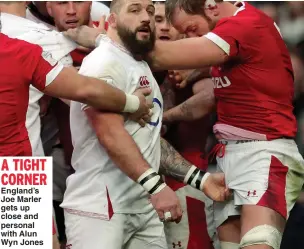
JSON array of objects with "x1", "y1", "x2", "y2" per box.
[{"x1": 107, "y1": 28, "x2": 127, "y2": 51}]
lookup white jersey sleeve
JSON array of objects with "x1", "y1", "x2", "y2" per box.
[{"x1": 78, "y1": 46, "x2": 128, "y2": 110}]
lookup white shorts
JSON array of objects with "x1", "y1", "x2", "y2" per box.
[
  {"x1": 52, "y1": 148, "x2": 73, "y2": 202},
  {"x1": 214, "y1": 139, "x2": 304, "y2": 227},
  {"x1": 64, "y1": 209, "x2": 167, "y2": 249},
  {"x1": 164, "y1": 185, "x2": 220, "y2": 249}
]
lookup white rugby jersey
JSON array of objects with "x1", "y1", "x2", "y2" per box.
[
  {"x1": 1, "y1": 13, "x2": 75, "y2": 156},
  {"x1": 61, "y1": 36, "x2": 163, "y2": 218}
]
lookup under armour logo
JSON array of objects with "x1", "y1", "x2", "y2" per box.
[
  {"x1": 139, "y1": 76, "x2": 150, "y2": 87},
  {"x1": 247, "y1": 190, "x2": 257, "y2": 197},
  {"x1": 172, "y1": 241, "x2": 182, "y2": 248}
]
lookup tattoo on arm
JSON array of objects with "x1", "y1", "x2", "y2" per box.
[
  {"x1": 159, "y1": 137, "x2": 192, "y2": 182},
  {"x1": 180, "y1": 101, "x2": 194, "y2": 120},
  {"x1": 161, "y1": 78, "x2": 176, "y2": 112}
]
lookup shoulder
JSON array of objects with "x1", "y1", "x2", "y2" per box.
[
  {"x1": 1, "y1": 34, "x2": 42, "y2": 59},
  {"x1": 79, "y1": 42, "x2": 127, "y2": 79}
]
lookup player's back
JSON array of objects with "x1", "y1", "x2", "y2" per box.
[
  {"x1": 62, "y1": 36, "x2": 163, "y2": 217},
  {"x1": 211, "y1": 2, "x2": 296, "y2": 140}
]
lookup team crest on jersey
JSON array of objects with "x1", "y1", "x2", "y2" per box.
[
  {"x1": 139, "y1": 76, "x2": 150, "y2": 88},
  {"x1": 41, "y1": 51, "x2": 57, "y2": 66}
]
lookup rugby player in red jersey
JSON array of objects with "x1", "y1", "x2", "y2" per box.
[{"x1": 149, "y1": 1, "x2": 304, "y2": 249}]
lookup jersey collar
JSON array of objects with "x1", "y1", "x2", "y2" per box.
[
  {"x1": 98, "y1": 35, "x2": 133, "y2": 57},
  {"x1": 233, "y1": 1, "x2": 246, "y2": 16}
]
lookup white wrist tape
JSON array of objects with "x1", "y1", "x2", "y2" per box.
[
  {"x1": 183, "y1": 165, "x2": 210, "y2": 191},
  {"x1": 123, "y1": 94, "x2": 140, "y2": 113},
  {"x1": 137, "y1": 169, "x2": 166, "y2": 195}
]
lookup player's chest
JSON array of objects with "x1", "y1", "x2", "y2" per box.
[
  {"x1": 211, "y1": 65, "x2": 243, "y2": 95},
  {"x1": 129, "y1": 65, "x2": 162, "y2": 102}
]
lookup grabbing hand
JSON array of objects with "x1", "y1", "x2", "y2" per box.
[
  {"x1": 168, "y1": 69, "x2": 194, "y2": 89},
  {"x1": 150, "y1": 186, "x2": 183, "y2": 223},
  {"x1": 129, "y1": 88, "x2": 153, "y2": 127},
  {"x1": 63, "y1": 16, "x2": 107, "y2": 49},
  {"x1": 202, "y1": 173, "x2": 231, "y2": 202}
]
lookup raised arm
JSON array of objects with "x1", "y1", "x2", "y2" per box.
[
  {"x1": 62, "y1": 27, "x2": 228, "y2": 71},
  {"x1": 149, "y1": 37, "x2": 228, "y2": 71},
  {"x1": 43, "y1": 67, "x2": 151, "y2": 116}
]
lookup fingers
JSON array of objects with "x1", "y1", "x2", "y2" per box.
[
  {"x1": 138, "y1": 119, "x2": 146, "y2": 127},
  {"x1": 97, "y1": 15, "x2": 106, "y2": 32},
  {"x1": 224, "y1": 188, "x2": 232, "y2": 200},
  {"x1": 176, "y1": 79, "x2": 188, "y2": 89},
  {"x1": 138, "y1": 87, "x2": 152, "y2": 96},
  {"x1": 142, "y1": 114, "x2": 151, "y2": 123},
  {"x1": 157, "y1": 210, "x2": 165, "y2": 222},
  {"x1": 174, "y1": 205, "x2": 183, "y2": 224}
]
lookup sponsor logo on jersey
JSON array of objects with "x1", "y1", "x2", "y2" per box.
[
  {"x1": 212, "y1": 76, "x2": 231, "y2": 89},
  {"x1": 139, "y1": 76, "x2": 150, "y2": 88}
]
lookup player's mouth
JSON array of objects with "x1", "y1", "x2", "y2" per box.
[
  {"x1": 137, "y1": 26, "x2": 151, "y2": 36},
  {"x1": 159, "y1": 35, "x2": 171, "y2": 41},
  {"x1": 65, "y1": 20, "x2": 79, "y2": 28}
]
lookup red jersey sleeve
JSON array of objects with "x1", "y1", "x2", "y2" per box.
[
  {"x1": 31, "y1": 50, "x2": 64, "y2": 91},
  {"x1": 204, "y1": 19, "x2": 246, "y2": 58}
]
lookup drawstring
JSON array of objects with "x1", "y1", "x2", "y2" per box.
[{"x1": 206, "y1": 143, "x2": 226, "y2": 163}]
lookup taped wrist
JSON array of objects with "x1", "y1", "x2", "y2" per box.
[
  {"x1": 137, "y1": 169, "x2": 166, "y2": 195},
  {"x1": 183, "y1": 165, "x2": 210, "y2": 191},
  {"x1": 123, "y1": 94, "x2": 140, "y2": 113}
]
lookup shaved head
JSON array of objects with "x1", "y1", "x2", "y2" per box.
[{"x1": 110, "y1": 0, "x2": 125, "y2": 14}]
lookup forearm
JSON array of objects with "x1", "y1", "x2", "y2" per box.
[
  {"x1": 79, "y1": 76, "x2": 127, "y2": 112},
  {"x1": 163, "y1": 90, "x2": 214, "y2": 123},
  {"x1": 160, "y1": 138, "x2": 210, "y2": 191},
  {"x1": 161, "y1": 78, "x2": 176, "y2": 112},
  {"x1": 94, "y1": 116, "x2": 151, "y2": 181},
  {"x1": 44, "y1": 67, "x2": 138, "y2": 113},
  {"x1": 159, "y1": 138, "x2": 193, "y2": 182},
  {"x1": 149, "y1": 38, "x2": 227, "y2": 71}
]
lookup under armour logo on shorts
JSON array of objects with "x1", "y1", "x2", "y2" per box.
[
  {"x1": 247, "y1": 190, "x2": 257, "y2": 197},
  {"x1": 172, "y1": 241, "x2": 182, "y2": 248}
]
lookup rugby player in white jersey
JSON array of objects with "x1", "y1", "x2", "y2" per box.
[{"x1": 61, "y1": 0, "x2": 229, "y2": 248}]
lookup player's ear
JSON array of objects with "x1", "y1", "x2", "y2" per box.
[
  {"x1": 108, "y1": 13, "x2": 117, "y2": 29},
  {"x1": 46, "y1": 2, "x2": 53, "y2": 17},
  {"x1": 205, "y1": 5, "x2": 219, "y2": 18}
]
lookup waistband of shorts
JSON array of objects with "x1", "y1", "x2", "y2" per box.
[{"x1": 218, "y1": 138, "x2": 296, "y2": 151}]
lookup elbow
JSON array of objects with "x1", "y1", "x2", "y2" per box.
[{"x1": 195, "y1": 95, "x2": 215, "y2": 119}]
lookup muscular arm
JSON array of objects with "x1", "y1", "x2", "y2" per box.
[
  {"x1": 85, "y1": 108, "x2": 151, "y2": 181},
  {"x1": 149, "y1": 37, "x2": 228, "y2": 71},
  {"x1": 159, "y1": 137, "x2": 193, "y2": 182},
  {"x1": 161, "y1": 77, "x2": 176, "y2": 112},
  {"x1": 163, "y1": 78, "x2": 215, "y2": 123},
  {"x1": 43, "y1": 67, "x2": 128, "y2": 113}
]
